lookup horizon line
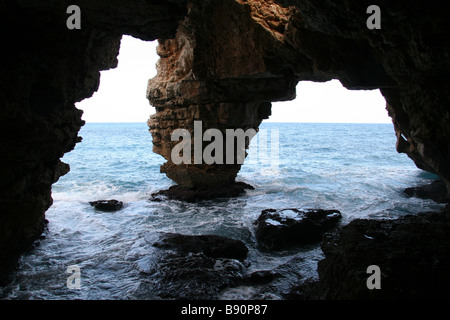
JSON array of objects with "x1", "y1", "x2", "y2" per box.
[{"x1": 81, "y1": 121, "x2": 393, "y2": 125}]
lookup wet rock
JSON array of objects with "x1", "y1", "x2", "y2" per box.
[
  {"x1": 89, "y1": 199, "x2": 124, "y2": 212},
  {"x1": 152, "y1": 233, "x2": 249, "y2": 261},
  {"x1": 404, "y1": 179, "x2": 449, "y2": 203},
  {"x1": 135, "y1": 233, "x2": 249, "y2": 299},
  {"x1": 317, "y1": 205, "x2": 450, "y2": 299},
  {"x1": 150, "y1": 181, "x2": 254, "y2": 203},
  {"x1": 138, "y1": 252, "x2": 245, "y2": 300},
  {"x1": 241, "y1": 270, "x2": 281, "y2": 286},
  {"x1": 255, "y1": 208, "x2": 342, "y2": 251},
  {"x1": 240, "y1": 255, "x2": 321, "y2": 300}
]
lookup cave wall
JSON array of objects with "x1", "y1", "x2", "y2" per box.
[
  {"x1": 0, "y1": 0, "x2": 188, "y2": 282},
  {"x1": 147, "y1": 0, "x2": 450, "y2": 192},
  {"x1": 1, "y1": 0, "x2": 449, "y2": 284}
]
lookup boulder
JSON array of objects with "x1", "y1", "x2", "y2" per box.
[
  {"x1": 89, "y1": 199, "x2": 124, "y2": 212},
  {"x1": 152, "y1": 233, "x2": 248, "y2": 261},
  {"x1": 255, "y1": 208, "x2": 342, "y2": 251},
  {"x1": 134, "y1": 232, "x2": 249, "y2": 299},
  {"x1": 150, "y1": 181, "x2": 254, "y2": 203}
]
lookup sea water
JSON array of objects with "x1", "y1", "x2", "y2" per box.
[{"x1": 0, "y1": 122, "x2": 444, "y2": 299}]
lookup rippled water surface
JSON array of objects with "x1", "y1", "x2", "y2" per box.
[{"x1": 1, "y1": 122, "x2": 444, "y2": 299}]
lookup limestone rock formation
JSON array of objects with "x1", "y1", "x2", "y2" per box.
[
  {"x1": 0, "y1": 0, "x2": 188, "y2": 283},
  {"x1": 1, "y1": 0, "x2": 450, "y2": 289},
  {"x1": 146, "y1": 0, "x2": 293, "y2": 190},
  {"x1": 146, "y1": 0, "x2": 450, "y2": 198}
]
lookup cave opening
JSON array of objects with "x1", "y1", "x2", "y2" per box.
[
  {"x1": 76, "y1": 35, "x2": 158, "y2": 123},
  {"x1": 50, "y1": 35, "x2": 166, "y2": 204},
  {"x1": 269, "y1": 80, "x2": 389, "y2": 124}
]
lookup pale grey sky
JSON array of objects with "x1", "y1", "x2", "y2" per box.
[{"x1": 76, "y1": 35, "x2": 391, "y2": 124}]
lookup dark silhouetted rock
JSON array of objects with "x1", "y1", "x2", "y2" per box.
[
  {"x1": 404, "y1": 179, "x2": 449, "y2": 203},
  {"x1": 134, "y1": 232, "x2": 249, "y2": 299},
  {"x1": 317, "y1": 205, "x2": 450, "y2": 299},
  {"x1": 89, "y1": 199, "x2": 124, "y2": 212},
  {"x1": 150, "y1": 181, "x2": 254, "y2": 203},
  {"x1": 241, "y1": 270, "x2": 281, "y2": 286},
  {"x1": 152, "y1": 233, "x2": 248, "y2": 261},
  {"x1": 3, "y1": 0, "x2": 450, "y2": 288},
  {"x1": 255, "y1": 208, "x2": 342, "y2": 251},
  {"x1": 136, "y1": 251, "x2": 246, "y2": 300}
]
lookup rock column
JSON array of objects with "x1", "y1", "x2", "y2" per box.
[{"x1": 147, "y1": 0, "x2": 298, "y2": 193}]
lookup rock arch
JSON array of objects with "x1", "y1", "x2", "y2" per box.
[{"x1": 1, "y1": 0, "x2": 449, "y2": 283}]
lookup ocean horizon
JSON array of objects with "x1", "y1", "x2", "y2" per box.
[{"x1": 1, "y1": 122, "x2": 444, "y2": 299}]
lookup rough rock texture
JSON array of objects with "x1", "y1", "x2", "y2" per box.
[
  {"x1": 0, "y1": 0, "x2": 188, "y2": 284},
  {"x1": 89, "y1": 199, "x2": 124, "y2": 212},
  {"x1": 1, "y1": 0, "x2": 450, "y2": 289},
  {"x1": 317, "y1": 205, "x2": 450, "y2": 299},
  {"x1": 134, "y1": 233, "x2": 248, "y2": 299},
  {"x1": 255, "y1": 208, "x2": 342, "y2": 251},
  {"x1": 275, "y1": 0, "x2": 450, "y2": 195},
  {"x1": 150, "y1": 181, "x2": 254, "y2": 202},
  {"x1": 147, "y1": 0, "x2": 450, "y2": 197},
  {"x1": 152, "y1": 233, "x2": 248, "y2": 261},
  {"x1": 146, "y1": 0, "x2": 296, "y2": 190}
]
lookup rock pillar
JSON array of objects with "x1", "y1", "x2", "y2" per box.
[{"x1": 147, "y1": 0, "x2": 298, "y2": 192}]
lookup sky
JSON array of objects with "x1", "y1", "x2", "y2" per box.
[{"x1": 76, "y1": 35, "x2": 391, "y2": 124}]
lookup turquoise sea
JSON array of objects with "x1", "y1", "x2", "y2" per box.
[{"x1": 0, "y1": 122, "x2": 444, "y2": 299}]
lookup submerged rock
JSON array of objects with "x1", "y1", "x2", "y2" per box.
[
  {"x1": 135, "y1": 233, "x2": 249, "y2": 299},
  {"x1": 222, "y1": 254, "x2": 322, "y2": 300},
  {"x1": 150, "y1": 181, "x2": 254, "y2": 203},
  {"x1": 152, "y1": 233, "x2": 248, "y2": 261},
  {"x1": 255, "y1": 208, "x2": 342, "y2": 251},
  {"x1": 404, "y1": 179, "x2": 449, "y2": 203},
  {"x1": 89, "y1": 199, "x2": 124, "y2": 212}
]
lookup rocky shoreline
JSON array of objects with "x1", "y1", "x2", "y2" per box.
[
  {"x1": 134, "y1": 183, "x2": 450, "y2": 299},
  {"x1": 2, "y1": 181, "x2": 449, "y2": 299}
]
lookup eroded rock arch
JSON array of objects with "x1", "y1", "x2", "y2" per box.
[{"x1": 1, "y1": 0, "x2": 449, "y2": 284}]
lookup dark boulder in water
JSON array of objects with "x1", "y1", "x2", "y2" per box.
[
  {"x1": 89, "y1": 199, "x2": 124, "y2": 212},
  {"x1": 404, "y1": 179, "x2": 449, "y2": 203},
  {"x1": 152, "y1": 233, "x2": 248, "y2": 261},
  {"x1": 150, "y1": 181, "x2": 254, "y2": 203},
  {"x1": 255, "y1": 208, "x2": 342, "y2": 251},
  {"x1": 134, "y1": 233, "x2": 249, "y2": 299}
]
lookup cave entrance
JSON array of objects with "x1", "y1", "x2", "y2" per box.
[
  {"x1": 269, "y1": 80, "x2": 389, "y2": 123},
  {"x1": 242, "y1": 80, "x2": 435, "y2": 221},
  {"x1": 51, "y1": 36, "x2": 165, "y2": 203},
  {"x1": 243, "y1": 79, "x2": 389, "y2": 177},
  {"x1": 76, "y1": 35, "x2": 158, "y2": 123}
]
